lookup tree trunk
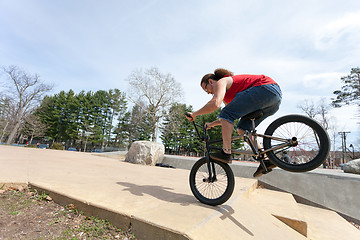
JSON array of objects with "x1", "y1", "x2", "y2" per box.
[
  {"x1": 30, "y1": 134, "x2": 34, "y2": 145},
  {"x1": 0, "y1": 121, "x2": 9, "y2": 143},
  {"x1": 17, "y1": 133, "x2": 23, "y2": 144},
  {"x1": 152, "y1": 125, "x2": 156, "y2": 142},
  {"x1": 6, "y1": 119, "x2": 21, "y2": 144},
  {"x1": 84, "y1": 136, "x2": 88, "y2": 152}
]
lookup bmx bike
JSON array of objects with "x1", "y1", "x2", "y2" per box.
[{"x1": 186, "y1": 110, "x2": 330, "y2": 206}]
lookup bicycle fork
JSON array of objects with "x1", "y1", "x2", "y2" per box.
[{"x1": 205, "y1": 142, "x2": 217, "y2": 183}]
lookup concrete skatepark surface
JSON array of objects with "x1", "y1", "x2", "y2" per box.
[{"x1": 0, "y1": 145, "x2": 359, "y2": 239}]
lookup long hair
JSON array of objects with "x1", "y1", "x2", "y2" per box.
[{"x1": 200, "y1": 68, "x2": 234, "y2": 86}]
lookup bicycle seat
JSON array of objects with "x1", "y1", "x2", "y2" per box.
[{"x1": 242, "y1": 110, "x2": 264, "y2": 120}]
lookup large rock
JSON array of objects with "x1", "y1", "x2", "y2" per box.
[
  {"x1": 343, "y1": 159, "x2": 360, "y2": 174},
  {"x1": 125, "y1": 141, "x2": 165, "y2": 165}
]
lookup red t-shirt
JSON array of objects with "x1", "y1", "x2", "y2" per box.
[{"x1": 223, "y1": 75, "x2": 277, "y2": 104}]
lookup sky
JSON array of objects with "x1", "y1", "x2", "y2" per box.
[{"x1": 0, "y1": 0, "x2": 359, "y2": 149}]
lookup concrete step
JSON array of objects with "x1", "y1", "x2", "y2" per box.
[
  {"x1": 298, "y1": 203, "x2": 360, "y2": 240},
  {"x1": 187, "y1": 193, "x2": 307, "y2": 240},
  {"x1": 247, "y1": 188, "x2": 308, "y2": 237},
  {"x1": 236, "y1": 177, "x2": 258, "y2": 198}
]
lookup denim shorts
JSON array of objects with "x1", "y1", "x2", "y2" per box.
[{"x1": 219, "y1": 84, "x2": 282, "y2": 131}]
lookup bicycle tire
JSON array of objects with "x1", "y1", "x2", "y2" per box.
[
  {"x1": 189, "y1": 157, "x2": 235, "y2": 206},
  {"x1": 263, "y1": 114, "x2": 330, "y2": 172}
]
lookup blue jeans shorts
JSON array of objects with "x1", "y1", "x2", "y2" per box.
[{"x1": 219, "y1": 84, "x2": 282, "y2": 131}]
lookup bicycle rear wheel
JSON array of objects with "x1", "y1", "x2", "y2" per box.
[
  {"x1": 263, "y1": 114, "x2": 330, "y2": 172},
  {"x1": 189, "y1": 157, "x2": 235, "y2": 206}
]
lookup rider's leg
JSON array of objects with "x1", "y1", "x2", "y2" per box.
[
  {"x1": 237, "y1": 128, "x2": 276, "y2": 177},
  {"x1": 221, "y1": 118, "x2": 233, "y2": 154},
  {"x1": 209, "y1": 119, "x2": 233, "y2": 163}
]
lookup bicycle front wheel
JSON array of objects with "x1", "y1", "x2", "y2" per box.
[
  {"x1": 263, "y1": 114, "x2": 330, "y2": 172},
  {"x1": 189, "y1": 157, "x2": 235, "y2": 206}
]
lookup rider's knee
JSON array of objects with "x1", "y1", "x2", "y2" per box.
[
  {"x1": 236, "y1": 128, "x2": 246, "y2": 140},
  {"x1": 237, "y1": 128, "x2": 245, "y2": 135}
]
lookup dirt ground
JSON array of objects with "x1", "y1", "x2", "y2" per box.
[{"x1": 0, "y1": 185, "x2": 136, "y2": 240}]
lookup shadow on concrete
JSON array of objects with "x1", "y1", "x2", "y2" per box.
[
  {"x1": 116, "y1": 181, "x2": 254, "y2": 236},
  {"x1": 116, "y1": 181, "x2": 194, "y2": 206},
  {"x1": 218, "y1": 205, "x2": 254, "y2": 236}
]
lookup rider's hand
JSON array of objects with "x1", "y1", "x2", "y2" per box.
[
  {"x1": 205, "y1": 122, "x2": 213, "y2": 130},
  {"x1": 186, "y1": 112, "x2": 195, "y2": 122}
]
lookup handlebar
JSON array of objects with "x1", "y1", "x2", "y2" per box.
[{"x1": 186, "y1": 113, "x2": 209, "y2": 141}]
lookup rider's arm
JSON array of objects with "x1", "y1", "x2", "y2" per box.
[
  {"x1": 206, "y1": 119, "x2": 222, "y2": 129},
  {"x1": 192, "y1": 78, "x2": 228, "y2": 118}
]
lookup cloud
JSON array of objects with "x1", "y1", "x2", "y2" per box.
[
  {"x1": 303, "y1": 72, "x2": 345, "y2": 89},
  {"x1": 314, "y1": 11, "x2": 360, "y2": 50}
]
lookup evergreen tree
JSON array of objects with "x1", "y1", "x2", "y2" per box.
[
  {"x1": 161, "y1": 103, "x2": 194, "y2": 155},
  {"x1": 161, "y1": 105, "x2": 245, "y2": 156},
  {"x1": 126, "y1": 103, "x2": 152, "y2": 146},
  {"x1": 36, "y1": 90, "x2": 79, "y2": 144},
  {"x1": 332, "y1": 67, "x2": 360, "y2": 107},
  {"x1": 90, "y1": 90, "x2": 109, "y2": 148},
  {"x1": 77, "y1": 90, "x2": 93, "y2": 151},
  {"x1": 113, "y1": 111, "x2": 131, "y2": 149}
]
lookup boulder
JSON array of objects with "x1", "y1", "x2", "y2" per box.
[
  {"x1": 343, "y1": 159, "x2": 360, "y2": 174},
  {"x1": 125, "y1": 141, "x2": 165, "y2": 165}
]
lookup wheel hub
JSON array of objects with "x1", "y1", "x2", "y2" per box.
[
  {"x1": 291, "y1": 137, "x2": 298, "y2": 147},
  {"x1": 203, "y1": 177, "x2": 217, "y2": 183}
]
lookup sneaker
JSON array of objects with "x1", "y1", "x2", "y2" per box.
[
  {"x1": 253, "y1": 160, "x2": 276, "y2": 178},
  {"x1": 210, "y1": 150, "x2": 232, "y2": 164}
]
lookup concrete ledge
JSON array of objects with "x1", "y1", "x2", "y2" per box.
[
  {"x1": 26, "y1": 178, "x2": 259, "y2": 240},
  {"x1": 28, "y1": 182, "x2": 187, "y2": 240},
  {"x1": 163, "y1": 154, "x2": 360, "y2": 224},
  {"x1": 162, "y1": 155, "x2": 198, "y2": 170}
]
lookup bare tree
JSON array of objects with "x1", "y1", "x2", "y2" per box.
[
  {"x1": 21, "y1": 113, "x2": 48, "y2": 145},
  {"x1": 297, "y1": 99, "x2": 318, "y2": 119},
  {"x1": 297, "y1": 98, "x2": 330, "y2": 130},
  {"x1": 0, "y1": 96, "x2": 14, "y2": 142},
  {"x1": 1, "y1": 66, "x2": 53, "y2": 144},
  {"x1": 298, "y1": 98, "x2": 336, "y2": 167},
  {"x1": 127, "y1": 67, "x2": 183, "y2": 142}
]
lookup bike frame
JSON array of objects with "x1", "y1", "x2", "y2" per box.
[
  {"x1": 190, "y1": 120, "x2": 296, "y2": 181},
  {"x1": 207, "y1": 132, "x2": 294, "y2": 157}
]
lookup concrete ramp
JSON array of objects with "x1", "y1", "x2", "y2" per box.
[
  {"x1": 247, "y1": 187, "x2": 360, "y2": 240},
  {"x1": 298, "y1": 203, "x2": 360, "y2": 240},
  {"x1": 247, "y1": 188, "x2": 307, "y2": 236},
  {"x1": 1, "y1": 145, "x2": 359, "y2": 240},
  {"x1": 187, "y1": 192, "x2": 307, "y2": 240}
]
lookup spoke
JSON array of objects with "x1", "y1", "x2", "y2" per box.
[
  {"x1": 270, "y1": 121, "x2": 321, "y2": 165},
  {"x1": 195, "y1": 162, "x2": 228, "y2": 199}
]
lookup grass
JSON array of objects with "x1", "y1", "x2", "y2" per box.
[
  {"x1": 56, "y1": 215, "x2": 136, "y2": 240},
  {"x1": 1, "y1": 187, "x2": 136, "y2": 239},
  {"x1": 6, "y1": 190, "x2": 34, "y2": 216}
]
